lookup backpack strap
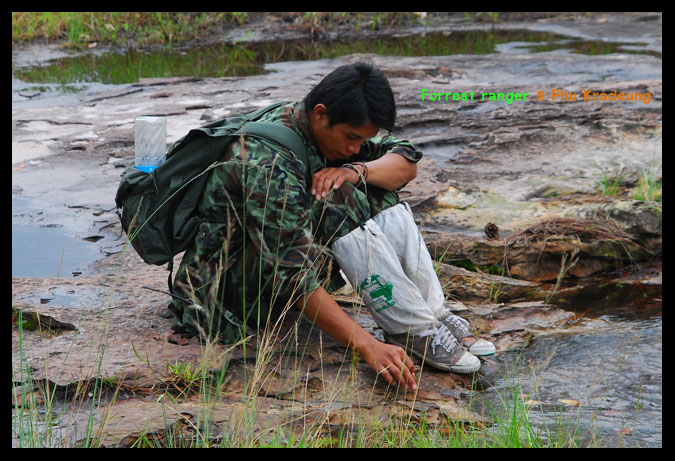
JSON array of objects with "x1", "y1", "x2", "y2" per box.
[{"x1": 239, "y1": 121, "x2": 312, "y2": 186}]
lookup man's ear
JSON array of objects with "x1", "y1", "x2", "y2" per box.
[{"x1": 312, "y1": 103, "x2": 328, "y2": 120}]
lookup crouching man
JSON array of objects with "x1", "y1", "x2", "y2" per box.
[{"x1": 169, "y1": 62, "x2": 495, "y2": 391}]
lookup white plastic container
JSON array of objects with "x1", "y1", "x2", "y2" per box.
[{"x1": 134, "y1": 116, "x2": 166, "y2": 173}]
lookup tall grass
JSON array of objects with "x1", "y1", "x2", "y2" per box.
[
  {"x1": 11, "y1": 13, "x2": 430, "y2": 48},
  {"x1": 11, "y1": 317, "x2": 598, "y2": 448},
  {"x1": 11, "y1": 12, "x2": 249, "y2": 48},
  {"x1": 10, "y1": 293, "x2": 598, "y2": 447},
  {"x1": 596, "y1": 170, "x2": 626, "y2": 197},
  {"x1": 632, "y1": 165, "x2": 662, "y2": 202},
  {"x1": 12, "y1": 307, "x2": 124, "y2": 447}
]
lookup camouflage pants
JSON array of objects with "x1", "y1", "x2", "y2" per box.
[{"x1": 168, "y1": 181, "x2": 399, "y2": 342}]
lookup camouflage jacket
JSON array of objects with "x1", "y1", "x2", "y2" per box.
[{"x1": 171, "y1": 100, "x2": 423, "y2": 336}]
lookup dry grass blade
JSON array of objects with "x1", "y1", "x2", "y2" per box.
[
  {"x1": 498, "y1": 216, "x2": 653, "y2": 278},
  {"x1": 504, "y1": 217, "x2": 635, "y2": 248}
]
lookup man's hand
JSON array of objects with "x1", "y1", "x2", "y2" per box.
[
  {"x1": 359, "y1": 338, "x2": 417, "y2": 390},
  {"x1": 311, "y1": 167, "x2": 359, "y2": 201}
]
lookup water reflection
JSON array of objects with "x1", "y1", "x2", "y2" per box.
[
  {"x1": 481, "y1": 300, "x2": 662, "y2": 447},
  {"x1": 12, "y1": 223, "x2": 102, "y2": 278},
  {"x1": 13, "y1": 29, "x2": 659, "y2": 87}
]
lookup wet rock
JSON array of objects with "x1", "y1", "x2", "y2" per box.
[
  {"x1": 445, "y1": 300, "x2": 576, "y2": 353},
  {"x1": 424, "y1": 217, "x2": 657, "y2": 283},
  {"x1": 576, "y1": 200, "x2": 662, "y2": 239},
  {"x1": 539, "y1": 263, "x2": 662, "y2": 314},
  {"x1": 12, "y1": 12, "x2": 661, "y2": 446},
  {"x1": 436, "y1": 262, "x2": 540, "y2": 302},
  {"x1": 398, "y1": 156, "x2": 453, "y2": 211},
  {"x1": 11, "y1": 266, "x2": 582, "y2": 446},
  {"x1": 12, "y1": 305, "x2": 77, "y2": 334}
]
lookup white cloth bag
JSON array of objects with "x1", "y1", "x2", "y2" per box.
[{"x1": 331, "y1": 202, "x2": 444, "y2": 335}]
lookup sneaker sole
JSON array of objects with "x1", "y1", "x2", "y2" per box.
[
  {"x1": 469, "y1": 344, "x2": 496, "y2": 357},
  {"x1": 384, "y1": 334, "x2": 481, "y2": 374},
  {"x1": 428, "y1": 356, "x2": 481, "y2": 374}
]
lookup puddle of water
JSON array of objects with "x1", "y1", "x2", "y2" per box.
[
  {"x1": 12, "y1": 175, "x2": 118, "y2": 279},
  {"x1": 479, "y1": 293, "x2": 662, "y2": 448},
  {"x1": 523, "y1": 38, "x2": 660, "y2": 58},
  {"x1": 12, "y1": 223, "x2": 102, "y2": 278},
  {"x1": 489, "y1": 318, "x2": 661, "y2": 447},
  {"x1": 12, "y1": 29, "x2": 659, "y2": 90},
  {"x1": 15, "y1": 284, "x2": 122, "y2": 309}
]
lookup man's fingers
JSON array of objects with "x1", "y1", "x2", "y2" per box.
[
  {"x1": 312, "y1": 168, "x2": 362, "y2": 200},
  {"x1": 312, "y1": 174, "x2": 326, "y2": 200},
  {"x1": 311, "y1": 173, "x2": 334, "y2": 200},
  {"x1": 405, "y1": 356, "x2": 415, "y2": 378},
  {"x1": 333, "y1": 177, "x2": 344, "y2": 189},
  {"x1": 379, "y1": 364, "x2": 405, "y2": 387},
  {"x1": 395, "y1": 351, "x2": 417, "y2": 390},
  {"x1": 404, "y1": 366, "x2": 417, "y2": 391},
  {"x1": 378, "y1": 368, "x2": 396, "y2": 387},
  {"x1": 379, "y1": 363, "x2": 416, "y2": 390},
  {"x1": 400, "y1": 361, "x2": 417, "y2": 390}
]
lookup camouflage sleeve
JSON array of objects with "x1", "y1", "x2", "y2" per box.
[
  {"x1": 350, "y1": 134, "x2": 424, "y2": 164},
  {"x1": 234, "y1": 136, "x2": 322, "y2": 301}
]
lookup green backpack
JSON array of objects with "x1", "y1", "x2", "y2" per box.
[{"x1": 114, "y1": 101, "x2": 309, "y2": 291}]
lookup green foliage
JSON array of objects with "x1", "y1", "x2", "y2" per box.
[
  {"x1": 596, "y1": 170, "x2": 626, "y2": 197},
  {"x1": 632, "y1": 166, "x2": 662, "y2": 202},
  {"x1": 12, "y1": 12, "x2": 249, "y2": 48}
]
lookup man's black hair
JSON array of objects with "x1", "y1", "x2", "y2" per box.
[{"x1": 303, "y1": 61, "x2": 396, "y2": 131}]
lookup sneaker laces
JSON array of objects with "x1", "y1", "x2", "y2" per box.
[
  {"x1": 443, "y1": 312, "x2": 472, "y2": 337},
  {"x1": 419, "y1": 323, "x2": 460, "y2": 355}
]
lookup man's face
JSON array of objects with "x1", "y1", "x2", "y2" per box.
[{"x1": 309, "y1": 104, "x2": 380, "y2": 161}]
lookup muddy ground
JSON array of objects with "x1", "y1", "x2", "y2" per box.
[{"x1": 12, "y1": 13, "x2": 661, "y2": 447}]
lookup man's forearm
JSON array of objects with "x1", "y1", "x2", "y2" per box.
[
  {"x1": 296, "y1": 286, "x2": 375, "y2": 353},
  {"x1": 362, "y1": 153, "x2": 417, "y2": 191}
]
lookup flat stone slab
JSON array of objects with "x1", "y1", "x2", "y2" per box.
[{"x1": 12, "y1": 12, "x2": 661, "y2": 446}]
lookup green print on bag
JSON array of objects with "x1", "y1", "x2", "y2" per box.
[{"x1": 360, "y1": 274, "x2": 396, "y2": 312}]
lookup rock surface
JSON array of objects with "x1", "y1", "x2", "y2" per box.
[{"x1": 12, "y1": 13, "x2": 661, "y2": 446}]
